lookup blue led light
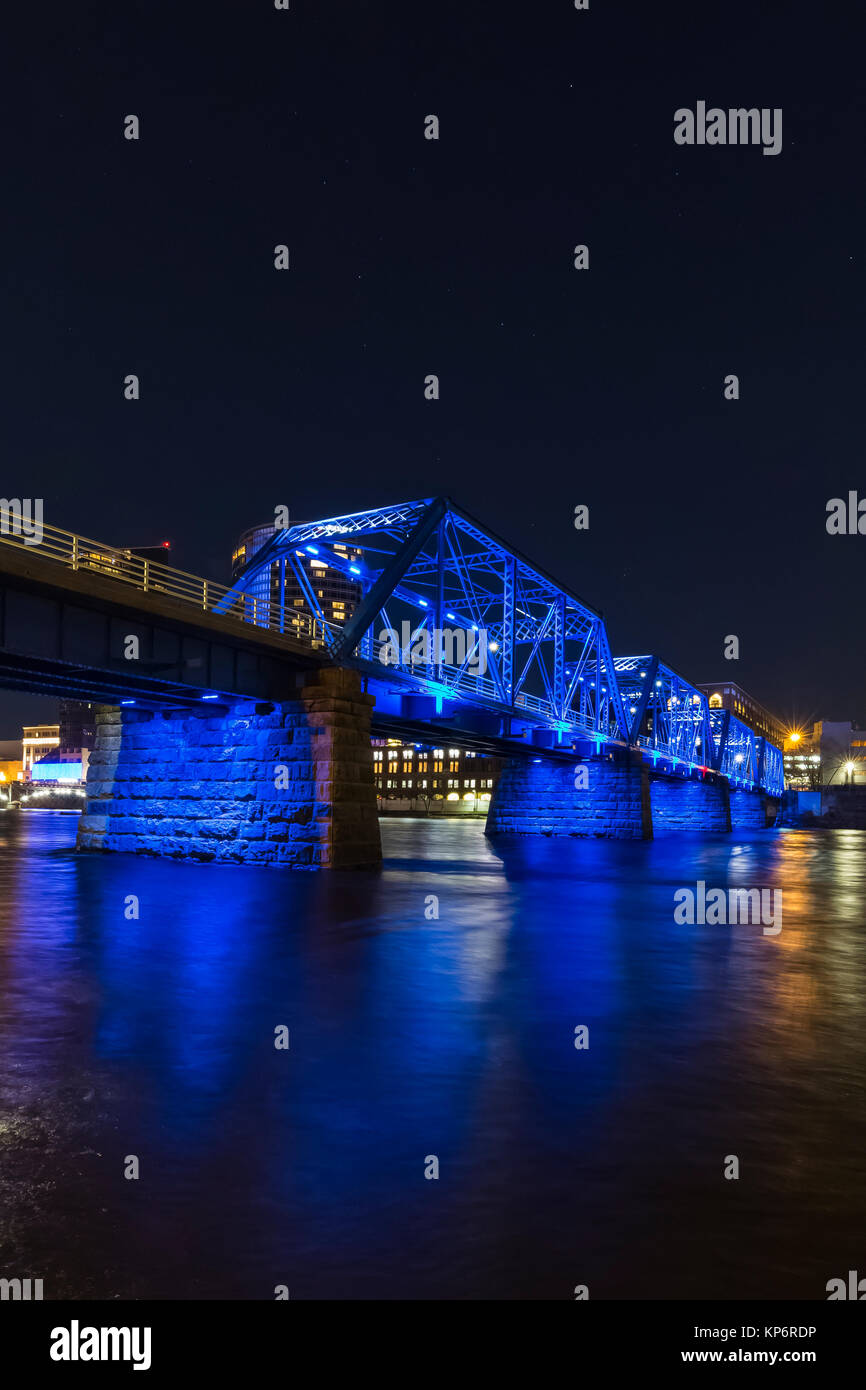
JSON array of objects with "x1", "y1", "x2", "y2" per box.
[{"x1": 31, "y1": 761, "x2": 83, "y2": 782}]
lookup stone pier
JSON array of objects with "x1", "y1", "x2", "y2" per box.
[
  {"x1": 729, "y1": 788, "x2": 777, "y2": 830},
  {"x1": 485, "y1": 750, "x2": 652, "y2": 839},
  {"x1": 649, "y1": 777, "x2": 731, "y2": 833},
  {"x1": 76, "y1": 668, "x2": 381, "y2": 868}
]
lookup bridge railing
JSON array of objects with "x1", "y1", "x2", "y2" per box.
[{"x1": 0, "y1": 518, "x2": 329, "y2": 648}]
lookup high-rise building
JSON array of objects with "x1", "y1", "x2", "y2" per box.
[{"x1": 231, "y1": 523, "x2": 363, "y2": 642}]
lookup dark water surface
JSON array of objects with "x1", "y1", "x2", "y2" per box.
[{"x1": 0, "y1": 811, "x2": 864, "y2": 1300}]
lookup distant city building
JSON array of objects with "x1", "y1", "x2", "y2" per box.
[
  {"x1": 816, "y1": 720, "x2": 866, "y2": 786},
  {"x1": 231, "y1": 523, "x2": 363, "y2": 643},
  {"x1": 696, "y1": 681, "x2": 786, "y2": 748},
  {"x1": 22, "y1": 724, "x2": 60, "y2": 775},
  {"x1": 373, "y1": 738, "x2": 502, "y2": 808},
  {"x1": 30, "y1": 749, "x2": 89, "y2": 782},
  {"x1": 21, "y1": 706, "x2": 93, "y2": 783},
  {"x1": 783, "y1": 722, "x2": 822, "y2": 790},
  {"x1": 0, "y1": 739, "x2": 23, "y2": 788},
  {"x1": 782, "y1": 719, "x2": 866, "y2": 789}
]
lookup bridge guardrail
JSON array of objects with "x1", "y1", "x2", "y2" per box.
[{"x1": 0, "y1": 519, "x2": 330, "y2": 649}]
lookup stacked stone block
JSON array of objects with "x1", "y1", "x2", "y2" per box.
[
  {"x1": 649, "y1": 777, "x2": 731, "y2": 833},
  {"x1": 485, "y1": 751, "x2": 652, "y2": 840},
  {"x1": 76, "y1": 668, "x2": 381, "y2": 869},
  {"x1": 728, "y1": 788, "x2": 775, "y2": 830}
]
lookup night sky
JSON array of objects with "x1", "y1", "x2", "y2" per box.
[{"x1": 3, "y1": 1, "x2": 864, "y2": 737}]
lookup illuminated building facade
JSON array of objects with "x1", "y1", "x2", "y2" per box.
[
  {"x1": 373, "y1": 738, "x2": 502, "y2": 808},
  {"x1": 696, "y1": 681, "x2": 786, "y2": 748},
  {"x1": 22, "y1": 724, "x2": 60, "y2": 775},
  {"x1": 31, "y1": 751, "x2": 88, "y2": 782},
  {"x1": 783, "y1": 722, "x2": 822, "y2": 790}
]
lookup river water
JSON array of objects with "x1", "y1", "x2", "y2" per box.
[{"x1": 0, "y1": 811, "x2": 863, "y2": 1300}]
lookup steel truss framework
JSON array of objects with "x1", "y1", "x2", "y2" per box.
[
  {"x1": 222, "y1": 498, "x2": 783, "y2": 794},
  {"x1": 615, "y1": 656, "x2": 784, "y2": 796}
]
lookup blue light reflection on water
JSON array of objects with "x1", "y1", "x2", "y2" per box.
[{"x1": 0, "y1": 811, "x2": 864, "y2": 1299}]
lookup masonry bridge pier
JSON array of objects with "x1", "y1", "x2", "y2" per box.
[{"x1": 0, "y1": 498, "x2": 783, "y2": 867}]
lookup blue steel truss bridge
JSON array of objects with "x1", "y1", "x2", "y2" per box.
[
  {"x1": 0, "y1": 497, "x2": 783, "y2": 797},
  {"x1": 221, "y1": 497, "x2": 783, "y2": 797}
]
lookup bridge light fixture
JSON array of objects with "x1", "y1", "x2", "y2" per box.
[
  {"x1": 418, "y1": 598, "x2": 428, "y2": 607},
  {"x1": 489, "y1": 641, "x2": 499, "y2": 651},
  {"x1": 446, "y1": 612, "x2": 457, "y2": 620},
  {"x1": 305, "y1": 545, "x2": 319, "y2": 555},
  {"x1": 639, "y1": 671, "x2": 646, "y2": 678},
  {"x1": 349, "y1": 566, "x2": 361, "y2": 575},
  {"x1": 202, "y1": 694, "x2": 219, "y2": 701}
]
